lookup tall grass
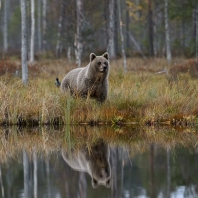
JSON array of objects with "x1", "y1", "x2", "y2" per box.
[{"x1": 0, "y1": 58, "x2": 198, "y2": 126}]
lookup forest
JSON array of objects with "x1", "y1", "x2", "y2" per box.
[
  {"x1": 1, "y1": 0, "x2": 198, "y2": 62},
  {"x1": 0, "y1": 0, "x2": 198, "y2": 125}
]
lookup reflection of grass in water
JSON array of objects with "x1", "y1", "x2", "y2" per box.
[
  {"x1": 65, "y1": 91, "x2": 71, "y2": 153},
  {"x1": 0, "y1": 125, "x2": 198, "y2": 163},
  {"x1": 0, "y1": 58, "x2": 198, "y2": 126}
]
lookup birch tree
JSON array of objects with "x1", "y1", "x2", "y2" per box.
[
  {"x1": 164, "y1": 0, "x2": 171, "y2": 63},
  {"x1": 3, "y1": 0, "x2": 8, "y2": 52},
  {"x1": 29, "y1": 0, "x2": 35, "y2": 62},
  {"x1": 23, "y1": 149, "x2": 29, "y2": 198},
  {"x1": 107, "y1": 0, "x2": 116, "y2": 59},
  {"x1": 20, "y1": 0, "x2": 28, "y2": 85},
  {"x1": 104, "y1": 0, "x2": 108, "y2": 47},
  {"x1": 42, "y1": 0, "x2": 47, "y2": 51},
  {"x1": 126, "y1": 3, "x2": 130, "y2": 53},
  {"x1": 0, "y1": 167, "x2": 4, "y2": 198},
  {"x1": 56, "y1": 0, "x2": 65, "y2": 58},
  {"x1": 37, "y1": 0, "x2": 41, "y2": 51},
  {"x1": 117, "y1": 0, "x2": 127, "y2": 71},
  {"x1": 33, "y1": 148, "x2": 38, "y2": 198},
  {"x1": 196, "y1": 3, "x2": 198, "y2": 62},
  {"x1": 75, "y1": 0, "x2": 83, "y2": 67}
]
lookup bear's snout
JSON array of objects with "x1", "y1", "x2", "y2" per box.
[{"x1": 103, "y1": 65, "x2": 108, "y2": 70}]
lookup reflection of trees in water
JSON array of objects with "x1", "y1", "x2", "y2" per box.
[
  {"x1": 23, "y1": 149, "x2": 29, "y2": 198},
  {"x1": 1, "y1": 144, "x2": 198, "y2": 197},
  {"x1": 110, "y1": 147, "x2": 119, "y2": 198}
]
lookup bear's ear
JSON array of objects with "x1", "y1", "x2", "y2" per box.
[
  {"x1": 105, "y1": 179, "x2": 111, "y2": 188},
  {"x1": 102, "y1": 52, "x2": 109, "y2": 60},
  {"x1": 92, "y1": 178, "x2": 98, "y2": 188},
  {"x1": 90, "y1": 53, "x2": 97, "y2": 62}
]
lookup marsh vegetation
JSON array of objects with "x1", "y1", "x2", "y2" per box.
[{"x1": 0, "y1": 58, "x2": 198, "y2": 126}]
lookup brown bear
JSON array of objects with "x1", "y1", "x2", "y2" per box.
[
  {"x1": 60, "y1": 52, "x2": 109, "y2": 103},
  {"x1": 62, "y1": 139, "x2": 111, "y2": 188}
]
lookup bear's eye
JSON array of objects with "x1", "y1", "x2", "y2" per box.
[
  {"x1": 98, "y1": 62, "x2": 101, "y2": 65},
  {"x1": 104, "y1": 62, "x2": 108, "y2": 65}
]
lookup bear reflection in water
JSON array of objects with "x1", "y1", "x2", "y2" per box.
[{"x1": 62, "y1": 139, "x2": 111, "y2": 188}]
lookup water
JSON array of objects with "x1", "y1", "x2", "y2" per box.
[{"x1": 0, "y1": 126, "x2": 198, "y2": 198}]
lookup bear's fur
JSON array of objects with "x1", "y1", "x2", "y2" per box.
[
  {"x1": 62, "y1": 139, "x2": 111, "y2": 188},
  {"x1": 60, "y1": 52, "x2": 109, "y2": 103}
]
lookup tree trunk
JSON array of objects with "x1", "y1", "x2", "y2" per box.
[
  {"x1": 33, "y1": 148, "x2": 38, "y2": 198},
  {"x1": 196, "y1": 3, "x2": 198, "y2": 62},
  {"x1": 3, "y1": 0, "x2": 8, "y2": 52},
  {"x1": 46, "y1": 158, "x2": 51, "y2": 198},
  {"x1": 23, "y1": 149, "x2": 29, "y2": 198},
  {"x1": 150, "y1": 144, "x2": 156, "y2": 198},
  {"x1": 20, "y1": 0, "x2": 28, "y2": 85},
  {"x1": 127, "y1": 32, "x2": 147, "y2": 59},
  {"x1": 107, "y1": 0, "x2": 116, "y2": 59},
  {"x1": 110, "y1": 147, "x2": 119, "y2": 198},
  {"x1": 126, "y1": 2, "x2": 130, "y2": 55},
  {"x1": 0, "y1": 167, "x2": 5, "y2": 198},
  {"x1": 164, "y1": 0, "x2": 171, "y2": 63},
  {"x1": 148, "y1": 0, "x2": 154, "y2": 57},
  {"x1": 42, "y1": 0, "x2": 47, "y2": 51},
  {"x1": 75, "y1": 0, "x2": 83, "y2": 67},
  {"x1": 114, "y1": 1, "x2": 118, "y2": 56},
  {"x1": 26, "y1": 0, "x2": 31, "y2": 60},
  {"x1": 37, "y1": 0, "x2": 41, "y2": 51},
  {"x1": 104, "y1": 0, "x2": 109, "y2": 47},
  {"x1": 56, "y1": 0, "x2": 65, "y2": 58},
  {"x1": 117, "y1": 0, "x2": 127, "y2": 71},
  {"x1": 166, "y1": 149, "x2": 171, "y2": 198},
  {"x1": 67, "y1": 47, "x2": 71, "y2": 62},
  {"x1": 29, "y1": 0, "x2": 35, "y2": 62}
]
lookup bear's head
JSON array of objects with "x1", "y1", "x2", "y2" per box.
[
  {"x1": 87, "y1": 139, "x2": 111, "y2": 188},
  {"x1": 89, "y1": 52, "x2": 109, "y2": 74}
]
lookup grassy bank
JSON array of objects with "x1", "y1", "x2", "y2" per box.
[{"x1": 0, "y1": 58, "x2": 198, "y2": 126}]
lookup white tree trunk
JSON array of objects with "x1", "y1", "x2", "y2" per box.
[
  {"x1": 75, "y1": 0, "x2": 83, "y2": 67},
  {"x1": 127, "y1": 32, "x2": 147, "y2": 59},
  {"x1": 23, "y1": 149, "x2": 29, "y2": 198},
  {"x1": 166, "y1": 149, "x2": 171, "y2": 198},
  {"x1": 164, "y1": 0, "x2": 171, "y2": 63},
  {"x1": 3, "y1": 0, "x2": 8, "y2": 52},
  {"x1": 29, "y1": 0, "x2": 35, "y2": 62},
  {"x1": 107, "y1": 0, "x2": 116, "y2": 59},
  {"x1": 56, "y1": 0, "x2": 64, "y2": 58},
  {"x1": 33, "y1": 148, "x2": 38, "y2": 198},
  {"x1": 196, "y1": 4, "x2": 198, "y2": 62},
  {"x1": 20, "y1": 0, "x2": 28, "y2": 85},
  {"x1": 67, "y1": 47, "x2": 71, "y2": 62},
  {"x1": 42, "y1": 0, "x2": 47, "y2": 51},
  {"x1": 117, "y1": 0, "x2": 127, "y2": 71},
  {"x1": 0, "y1": 167, "x2": 4, "y2": 198},
  {"x1": 37, "y1": 0, "x2": 41, "y2": 51}
]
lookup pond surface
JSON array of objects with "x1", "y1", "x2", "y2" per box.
[{"x1": 0, "y1": 126, "x2": 198, "y2": 198}]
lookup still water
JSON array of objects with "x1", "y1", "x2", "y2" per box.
[{"x1": 0, "y1": 126, "x2": 198, "y2": 198}]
